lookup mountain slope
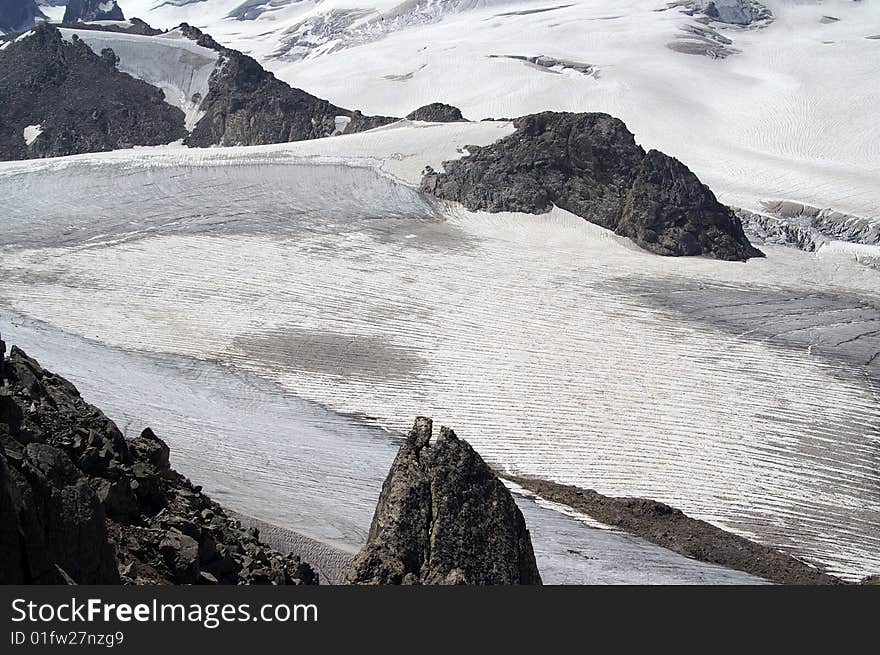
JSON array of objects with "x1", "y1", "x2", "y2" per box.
[
  {"x1": 0, "y1": 21, "x2": 398, "y2": 159},
  {"x1": 176, "y1": 23, "x2": 397, "y2": 147},
  {"x1": 0, "y1": 24, "x2": 187, "y2": 160},
  {"x1": 113, "y1": 0, "x2": 877, "y2": 223},
  {"x1": 62, "y1": 0, "x2": 124, "y2": 23}
]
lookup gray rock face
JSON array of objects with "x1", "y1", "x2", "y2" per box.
[
  {"x1": 422, "y1": 112, "x2": 763, "y2": 260},
  {"x1": 0, "y1": 337, "x2": 318, "y2": 585},
  {"x1": 62, "y1": 0, "x2": 124, "y2": 24},
  {"x1": 178, "y1": 24, "x2": 397, "y2": 148},
  {"x1": 0, "y1": 24, "x2": 187, "y2": 161},
  {"x1": 349, "y1": 418, "x2": 542, "y2": 585},
  {"x1": 0, "y1": 0, "x2": 44, "y2": 34},
  {"x1": 691, "y1": 0, "x2": 771, "y2": 26},
  {"x1": 406, "y1": 103, "x2": 466, "y2": 122}
]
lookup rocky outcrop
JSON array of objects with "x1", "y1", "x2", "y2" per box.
[
  {"x1": 406, "y1": 103, "x2": 466, "y2": 123},
  {"x1": 422, "y1": 112, "x2": 763, "y2": 260},
  {"x1": 0, "y1": 336, "x2": 317, "y2": 585},
  {"x1": 178, "y1": 24, "x2": 397, "y2": 148},
  {"x1": 685, "y1": 0, "x2": 773, "y2": 26},
  {"x1": 0, "y1": 0, "x2": 44, "y2": 34},
  {"x1": 62, "y1": 0, "x2": 124, "y2": 24},
  {"x1": 0, "y1": 24, "x2": 187, "y2": 161},
  {"x1": 349, "y1": 418, "x2": 542, "y2": 585}
]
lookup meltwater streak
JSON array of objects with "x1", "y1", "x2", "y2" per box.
[{"x1": 1, "y1": 158, "x2": 878, "y2": 580}]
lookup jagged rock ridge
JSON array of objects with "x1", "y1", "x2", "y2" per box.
[
  {"x1": 349, "y1": 417, "x2": 542, "y2": 585},
  {"x1": 0, "y1": 337, "x2": 317, "y2": 585},
  {"x1": 0, "y1": 24, "x2": 187, "y2": 160},
  {"x1": 62, "y1": 0, "x2": 124, "y2": 24},
  {"x1": 422, "y1": 111, "x2": 763, "y2": 260},
  {"x1": 178, "y1": 23, "x2": 397, "y2": 147}
]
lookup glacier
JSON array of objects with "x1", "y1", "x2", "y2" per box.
[{"x1": 0, "y1": 124, "x2": 878, "y2": 580}]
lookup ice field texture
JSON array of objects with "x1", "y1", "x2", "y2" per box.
[
  {"x1": 1, "y1": 122, "x2": 878, "y2": 580},
  {"x1": 3, "y1": 0, "x2": 880, "y2": 582},
  {"x1": 0, "y1": 310, "x2": 767, "y2": 584}
]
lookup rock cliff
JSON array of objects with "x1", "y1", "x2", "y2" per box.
[{"x1": 0, "y1": 0, "x2": 44, "y2": 34}]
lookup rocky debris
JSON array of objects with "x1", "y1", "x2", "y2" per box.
[
  {"x1": 177, "y1": 23, "x2": 397, "y2": 148},
  {"x1": 506, "y1": 475, "x2": 842, "y2": 585},
  {"x1": 661, "y1": 0, "x2": 772, "y2": 58},
  {"x1": 62, "y1": 0, "x2": 124, "y2": 24},
  {"x1": 489, "y1": 54, "x2": 597, "y2": 76},
  {"x1": 668, "y1": 22, "x2": 740, "y2": 59},
  {"x1": 0, "y1": 24, "x2": 187, "y2": 161},
  {"x1": 737, "y1": 201, "x2": 880, "y2": 252},
  {"x1": 422, "y1": 111, "x2": 762, "y2": 260},
  {"x1": 0, "y1": 336, "x2": 318, "y2": 585},
  {"x1": 668, "y1": 0, "x2": 773, "y2": 26},
  {"x1": 349, "y1": 418, "x2": 542, "y2": 585},
  {"x1": 406, "y1": 103, "x2": 466, "y2": 123},
  {"x1": 0, "y1": 0, "x2": 44, "y2": 34},
  {"x1": 737, "y1": 208, "x2": 824, "y2": 252}
]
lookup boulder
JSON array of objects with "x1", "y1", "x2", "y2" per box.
[
  {"x1": 349, "y1": 417, "x2": 542, "y2": 585},
  {"x1": 406, "y1": 103, "x2": 466, "y2": 123}
]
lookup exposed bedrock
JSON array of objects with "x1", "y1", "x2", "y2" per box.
[
  {"x1": 406, "y1": 102, "x2": 466, "y2": 123},
  {"x1": 686, "y1": 0, "x2": 773, "y2": 26},
  {"x1": 178, "y1": 23, "x2": 397, "y2": 147},
  {"x1": 349, "y1": 418, "x2": 542, "y2": 585},
  {"x1": 0, "y1": 336, "x2": 318, "y2": 585},
  {"x1": 0, "y1": 0, "x2": 44, "y2": 34},
  {"x1": 0, "y1": 24, "x2": 187, "y2": 161},
  {"x1": 62, "y1": 0, "x2": 124, "y2": 24},
  {"x1": 421, "y1": 112, "x2": 763, "y2": 260}
]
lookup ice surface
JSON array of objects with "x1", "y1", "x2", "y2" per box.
[
  {"x1": 0, "y1": 310, "x2": 766, "y2": 583},
  {"x1": 1, "y1": 129, "x2": 878, "y2": 579}
]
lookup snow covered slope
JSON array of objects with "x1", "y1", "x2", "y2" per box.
[{"x1": 107, "y1": 0, "x2": 880, "y2": 225}]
